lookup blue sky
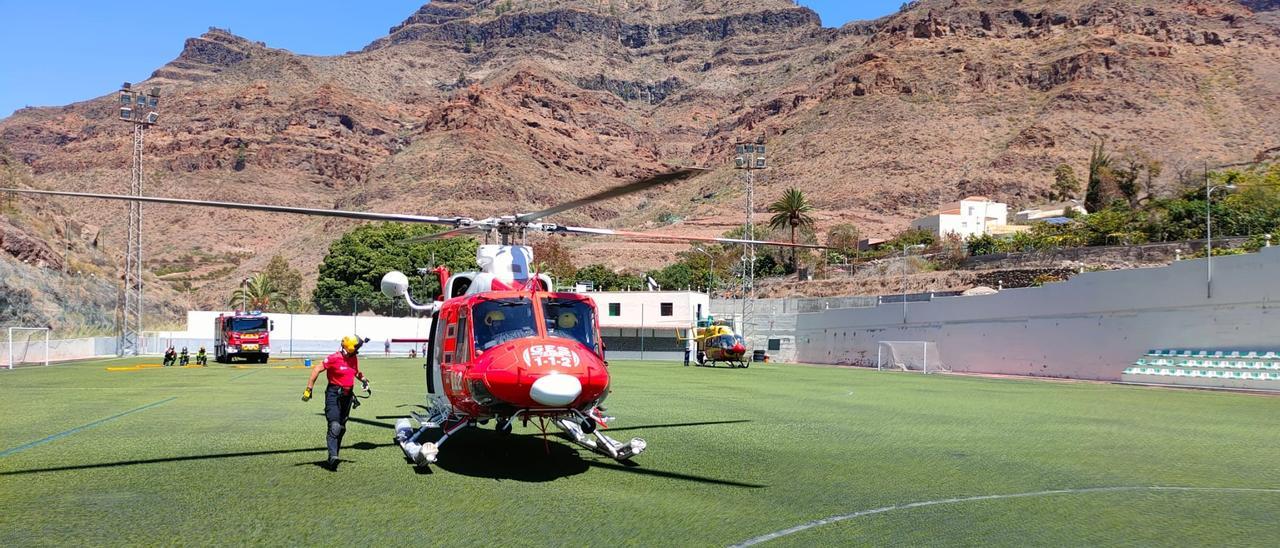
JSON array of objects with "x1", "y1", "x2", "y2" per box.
[{"x1": 0, "y1": 1, "x2": 900, "y2": 118}]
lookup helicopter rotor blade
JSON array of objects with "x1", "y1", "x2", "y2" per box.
[
  {"x1": 398, "y1": 225, "x2": 488, "y2": 245},
  {"x1": 515, "y1": 167, "x2": 707, "y2": 223},
  {"x1": 0, "y1": 188, "x2": 466, "y2": 226},
  {"x1": 548, "y1": 225, "x2": 830, "y2": 249}
]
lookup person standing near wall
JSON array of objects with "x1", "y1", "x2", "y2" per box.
[{"x1": 384, "y1": 339, "x2": 391, "y2": 357}]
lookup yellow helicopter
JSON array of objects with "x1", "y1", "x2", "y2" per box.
[{"x1": 678, "y1": 317, "x2": 749, "y2": 368}]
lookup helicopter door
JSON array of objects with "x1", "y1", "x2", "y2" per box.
[
  {"x1": 433, "y1": 307, "x2": 460, "y2": 400},
  {"x1": 424, "y1": 312, "x2": 444, "y2": 397}
]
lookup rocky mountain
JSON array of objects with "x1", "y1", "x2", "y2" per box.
[{"x1": 2, "y1": 0, "x2": 1278, "y2": 311}]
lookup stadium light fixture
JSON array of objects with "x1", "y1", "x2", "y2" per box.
[
  {"x1": 145, "y1": 112, "x2": 159, "y2": 125},
  {"x1": 119, "y1": 107, "x2": 132, "y2": 121}
]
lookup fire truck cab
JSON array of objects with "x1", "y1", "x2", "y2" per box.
[{"x1": 214, "y1": 312, "x2": 274, "y2": 364}]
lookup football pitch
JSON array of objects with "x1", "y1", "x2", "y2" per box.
[{"x1": 1, "y1": 358, "x2": 1277, "y2": 546}]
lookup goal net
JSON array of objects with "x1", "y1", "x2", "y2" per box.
[
  {"x1": 877, "y1": 341, "x2": 948, "y2": 373},
  {"x1": 6, "y1": 327, "x2": 50, "y2": 369}
]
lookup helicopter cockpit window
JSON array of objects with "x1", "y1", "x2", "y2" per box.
[
  {"x1": 472, "y1": 298, "x2": 537, "y2": 352},
  {"x1": 710, "y1": 335, "x2": 736, "y2": 349},
  {"x1": 542, "y1": 297, "x2": 597, "y2": 351}
]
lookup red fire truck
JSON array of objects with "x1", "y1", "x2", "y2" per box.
[{"x1": 214, "y1": 312, "x2": 274, "y2": 363}]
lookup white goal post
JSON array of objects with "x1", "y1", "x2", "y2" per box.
[
  {"x1": 877, "y1": 341, "x2": 948, "y2": 373},
  {"x1": 6, "y1": 327, "x2": 50, "y2": 369}
]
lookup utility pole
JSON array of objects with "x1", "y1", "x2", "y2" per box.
[
  {"x1": 734, "y1": 141, "x2": 766, "y2": 349},
  {"x1": 116, "y1": 82, "x2": 160, "y2": 356}
]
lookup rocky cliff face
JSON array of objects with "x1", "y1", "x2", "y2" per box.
[{"x1": 1, "y1": 0, "x2": 1277, "y2": 304}]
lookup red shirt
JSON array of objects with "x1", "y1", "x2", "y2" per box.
[{"x1": 322, "y1": 351, "x2": 360, "y2": 388}]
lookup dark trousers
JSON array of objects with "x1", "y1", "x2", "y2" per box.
[
  {"x1": 684, "y1": 349, "x2": 691, "y2": 366},
  {"x1": 324, "y1": 384, "x2": 354, "y2": 460}
]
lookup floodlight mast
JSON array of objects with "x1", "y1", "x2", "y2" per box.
[
  {"x1": 117, "y1": 82, "x2": 160, "y2": 356},
  {"x1": 733, "y1": 141, "x2": 766, "y2": 350}
]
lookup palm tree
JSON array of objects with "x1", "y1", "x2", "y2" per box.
[
  {"x1": 227, "y1": 273, "x2": 282, "y2": 312},
  {"x1": 767, "y1": 188, "x2": 816, "y2": 275}
]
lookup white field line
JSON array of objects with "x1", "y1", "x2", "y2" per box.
[{"x1": 729, "y1": 486, "x2": 1280, "y2": 547}]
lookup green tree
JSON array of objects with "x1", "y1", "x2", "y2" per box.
[
  {"x1": 1052, "y1": 164, "x2": 1080, "y2": 201},
  {"x1": 825, "y1": 223, "x2": 861, "y2": 258},
  {"x1": 573, "y1": 264, "x2": 643, "y2": 291},
  {"x1": 313, "y1": 223, "x2": 479, "y2": 315},
  {"x1": 1086, "y1": 140, "x2": 1119, "y2": 212},
  {"x1": 228, "y1": 273, "x2": 282, "y2": 312},
  {"x1": 647, "y1": 262, "x2": 698, "y2": 291},
  {"x1": 532, "y1": 236, "x2": 576, "y2": 283},
  {"x1": 767, "y1": 188, "x2": 816, "y2": 274},
  {"x1": 966, "y1": 233, "x2": 1003, "y2": 256},
  {"x1": 263, "y1": 255, "x2": 303, "y2": 303}
]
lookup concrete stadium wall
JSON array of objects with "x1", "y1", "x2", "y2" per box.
[{"x1": 789, "y1": 247, "x2": 1280, "y2": 380}]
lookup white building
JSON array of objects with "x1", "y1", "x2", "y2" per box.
[
  {"x1": 911, "y1": 196, "x2": 1009, "y2": 239},
  {"x1": 590, "y1": 291, "x2": 710, "y2": 360}
]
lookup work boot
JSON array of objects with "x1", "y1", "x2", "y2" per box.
[{"x1": 326, "y1": 456, "x2": 340, "y2": 471}]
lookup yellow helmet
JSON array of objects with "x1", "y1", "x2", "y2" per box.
[
  {"x1": 485, "y1": 310, "x2": 506, "y2": 326},
  {"x1": 557, "y1": 312, "x2": 578, "y2": 329},
  {"x1": 341, "y1": 335, "x2": 360, "y2": 354}
]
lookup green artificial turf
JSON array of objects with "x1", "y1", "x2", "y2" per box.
[{"x1": 1, "y1": 358, "x2": 1277, "y2": 546}]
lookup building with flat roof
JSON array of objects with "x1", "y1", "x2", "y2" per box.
[
  {"x1": 911, "y1": 196, "x2": 1009, "y2": 239},
  {"x1": 590, "y1": 291, "x2": 710, "y2": 360}
]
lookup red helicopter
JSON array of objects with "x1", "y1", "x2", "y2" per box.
[{"x1": 5, "y1": 168, "x2": 825, "y2": 466}]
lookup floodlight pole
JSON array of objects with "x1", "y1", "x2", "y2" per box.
[
  {"x1": 734, "y1": 141, "x2": 766, "y2": 349},
  {"x1": 1205, "y1": 180, "x2": 1235, "y2": 300},
  {"x1": 116, "y1": 83, "x2": 160, "y2": 356}
]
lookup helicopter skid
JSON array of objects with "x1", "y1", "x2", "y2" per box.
[
  {"x1": 554, "y1": 417, "x2": 647, "y2": 461},
  {"x1": 395, "y1": 414, "x2": 468, "y2": 466}
]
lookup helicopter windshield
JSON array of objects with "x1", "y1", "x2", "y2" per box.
[
  {"x1": 710, "y1": 335, "x2": 742, "y2": 349},
  {"x1": 472, "y1": 298, "x2": 538, "y2": 352},
  {"x1": 542, "y1": 297, "x2": 597, "y2": 351}
]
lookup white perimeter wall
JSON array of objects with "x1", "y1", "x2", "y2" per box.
[
  {"x1": 173, "y1": 311, "x2": 435, "y2": 343},
  {"x1": 791, "y1": 247, "x2": 1280, "y2": 380},
  {"x1": 156, "y1": 292, "x2": 709, "y2": 350}
]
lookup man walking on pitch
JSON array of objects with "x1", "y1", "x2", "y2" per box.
[{"x1": 303, "y1": 335, "x2": 370, "y2": 470}]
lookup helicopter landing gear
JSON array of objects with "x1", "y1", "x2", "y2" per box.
[
  {"x1": 554, "y1": 409, "x2": 645, "y2": 461},
  {"x1": 496, "y1": 417, "x2": 513, "y2": 435},
  {"x1": 395, "y1": 411, "x2": 468, "y2": 466}
]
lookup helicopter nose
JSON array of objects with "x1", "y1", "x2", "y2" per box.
[
  {"x1": 732, "y1": 343, "x2": 746, "y2": 354},
  {"x1": 529, "y1": 373, "x2": 582, "y2": 407}
]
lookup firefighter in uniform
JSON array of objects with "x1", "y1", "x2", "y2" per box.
[{"x1": 303, "y1": 335, "x2": 369, "y2": 470}]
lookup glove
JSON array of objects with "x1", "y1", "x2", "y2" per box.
[
  {"x1": 360, "y1": 378, "x2": 371, "y2": 394},
  {"x1": 302, "y1": 387, "x2": 312, "y2": 402}
]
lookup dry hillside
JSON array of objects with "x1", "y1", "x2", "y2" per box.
[{"x1": 1, "y1": 0, "x2": 1278, "y2": 310}]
